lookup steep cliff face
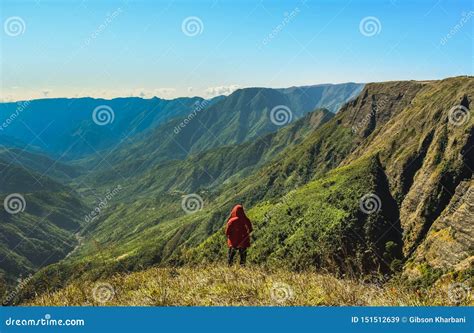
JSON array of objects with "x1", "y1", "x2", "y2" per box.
[
  {"x1": 340, "y1": 80, "x2": 426, "y2": 140},
  {"x1": 339, "y1": 77, "x2": 473, "y2": 275},
  {"x1": 404, "y1": 179, "x2": 473, "y2": 280}
]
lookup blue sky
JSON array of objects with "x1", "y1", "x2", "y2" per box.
[{"x1": 1, "y1": 0, "x2": 472, "y2": 101}]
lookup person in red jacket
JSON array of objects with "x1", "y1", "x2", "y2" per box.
[{"x1": 225, "y1": 204, "x2": 253, "y2": 266}]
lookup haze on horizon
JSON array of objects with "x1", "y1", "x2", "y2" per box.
[{"x1": 1, "y1": 0, "x2": 472, "y2": 102}]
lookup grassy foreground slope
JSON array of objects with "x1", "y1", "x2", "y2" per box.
[{"x1": 27, "y1": 265, "x2": 472, "y2": 306}]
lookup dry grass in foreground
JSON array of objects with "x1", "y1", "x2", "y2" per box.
[{"x1": 27, "y1": 265, "x2": 472, "y2": 306}]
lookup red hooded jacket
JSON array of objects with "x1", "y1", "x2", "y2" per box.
[{"x1": 225, "y1": 205, "x2": 253, "y2": 248}]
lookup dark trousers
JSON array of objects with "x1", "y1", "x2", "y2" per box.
[{"x1": 228, "y1": 247, "x2": 247, "y2": 266}]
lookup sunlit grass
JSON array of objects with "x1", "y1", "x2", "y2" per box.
[{"x1": 27, "y1": 265, "x2": 471, "y2": 306}]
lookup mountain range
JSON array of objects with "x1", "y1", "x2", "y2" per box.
[
  {"x1": 0, "y1": 78, "x2": 472, "y2": 305},
  {"x1": 0, "y1": 82, "x2": 362, "y2": 287}
]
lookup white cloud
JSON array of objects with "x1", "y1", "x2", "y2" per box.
[
  {"x1": 124, "y1": 88, "x2": 177, "y2": 99},
  {"x1": 155, "y1": 88, "x2": 177, "y2": 98},
  {"x1": 205, "y1": 85, "x2": 239, "y2": 97},
  {"x1": 0, "y1": 95, "x2": 15, "y2": 102}
]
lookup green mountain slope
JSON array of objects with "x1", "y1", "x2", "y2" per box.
[
  {"x1": 87, "y1": 109, "x2": 334, "y2": 193},
  {"x1": 0, "y1": 158, "x2": 87, "y2": 286},
  {"x1": 0, "y1": 147, "x2": 82, "y2": 181},
  {"x1": 186, "y1": 155, "x2": 402, "y2": 274},
  {"x1": 63, "y1": 109, "x2": 335, "y2": 266},
  {"x1": 187, "y1": 77, "x2": 473, "y2": 280}
]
